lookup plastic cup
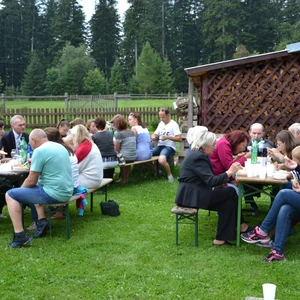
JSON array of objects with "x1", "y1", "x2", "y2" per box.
[
  {"x1": 259, "y1": 167, "x2": 267, "y2": 179},
  {"x1": 267, "y1": 164, "x2": 275, "y2": 177},
  {"x1": 262, "y1": 283, "x2": 276, "y2": 300},
  {"x1": 247, "y1": 164, "x2": 255, "y2": 178}
]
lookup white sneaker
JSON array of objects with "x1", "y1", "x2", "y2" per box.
[
  {"x1": 27, "y1": 222, "x2": 37, "y2": 231},
  {"x1": 0, "y1": 213, "x2": 7, "y2": 219},
  {"x1": 168, "y1": 175, "x2": 174, "y2": 182}
]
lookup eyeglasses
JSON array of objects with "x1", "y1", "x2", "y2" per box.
[{"x1": 129, "y1": 112, "x2": 134, "y2": 116}]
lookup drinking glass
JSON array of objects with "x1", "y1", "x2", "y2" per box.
[{"x1": 11, "y1": 149, "x2": 16, "y2": 158}]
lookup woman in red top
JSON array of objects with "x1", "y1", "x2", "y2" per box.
[{"x1": 210, "y1": 130, "x2": 251, "y2": 190}]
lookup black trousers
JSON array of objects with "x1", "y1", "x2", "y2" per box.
[{"x1": 207, "y1": 186, "x2": 244, "y2": 241}]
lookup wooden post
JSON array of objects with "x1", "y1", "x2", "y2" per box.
[
  {"x1": 1, "y1": 93, "x2": 5, "y2": 111},
  {"x1": 114, "y1": 92, "x2": 118, "y2": 110},
  {"x1": 187, "y1": 77, "x2": 194, "y2": 129},
  {"x1": 64, "y1": 92, "x2": 68, "y2": 110}
]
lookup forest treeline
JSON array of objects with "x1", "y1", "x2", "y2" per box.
[{"x1": 0, "y1": 0, "x2": 299, "y2": 96}]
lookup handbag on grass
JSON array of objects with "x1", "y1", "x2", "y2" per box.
[
  {"x1": 117, "y1": 152, "x2": 126, "y2": 166},
  {"x1": 100, "y1": 200, "x2": 120, "y2": 216}
]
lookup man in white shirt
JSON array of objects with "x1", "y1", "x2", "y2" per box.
[{"x1": 151, "y1": 108, "x2": 182, "y2": 182}]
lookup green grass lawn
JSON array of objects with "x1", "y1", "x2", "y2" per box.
[
  {"x1": 4, "y1": 99, "x2": 175, "y2": 110},
  {"x1": 0, "y1": 167, "x2": 299, "y2": 299}
]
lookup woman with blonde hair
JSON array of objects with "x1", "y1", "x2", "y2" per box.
[{"x1": 66, "y1": 125, "x2": 103, "y2": 189}]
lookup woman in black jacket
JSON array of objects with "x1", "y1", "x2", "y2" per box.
[{"x1": 174, "y1": 130, "x2": 251, "y2": 246}]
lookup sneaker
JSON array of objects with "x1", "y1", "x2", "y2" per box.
[
  {"x1": 168, "y1": 175, "x2": 174, "y2": 182},
  {"x1": 33, "y1": 218, "x2": 49, "y2": 238},
  {"x1": 256, "y1": 240, "x2": 274, "y2": 248},
  {"x1": 0, "y1": 213, "x2": 7, "y2": 219},
  {"x1": 261, "y1": 250, "x2": 286, "y2": 263},
  {"x1": 241, "y1": 226, "x2": 270, "y2": 244},
  {"x1": 8, "y1": 232, "x2": 32, "y2": 248},
  {"x1": 27, "y1": 222, "x2": 37, "y2": 231}
]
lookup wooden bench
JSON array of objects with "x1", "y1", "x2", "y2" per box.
[
  {"x1": 104, "y1": 156, "x2": 160, "y2": 178},
  {"x1": 41, "y1": 178, "x2": 113, "y2": 239}
]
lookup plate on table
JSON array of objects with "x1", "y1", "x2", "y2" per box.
[
  {"x1": 12, "y1": 166, "x2": 29, "y2": 172},
  {"x1": 273, "y1": 171, "x2": 288, "y2": 180}
]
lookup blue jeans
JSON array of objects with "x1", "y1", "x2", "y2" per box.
[
  {"x1": 7, "y1": 185, "x2": 62, "y2": 205},
  {"x1": 260, "y1": 189, "x2": 300, "y2": 254},
  {"x1": 152, "y1": 146, "x2": 175, "y2": 160}
]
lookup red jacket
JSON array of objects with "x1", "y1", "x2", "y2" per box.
[{"x1": 210, "y1": 136, "x2": 247, "y2": 178}]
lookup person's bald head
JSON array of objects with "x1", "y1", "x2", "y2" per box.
[
  {"x1": 249, "y1": 123, "x2": 265, "y2": 141},
  {"x1": 29, "y1": 129, "x2": 48, "y2": 149}
]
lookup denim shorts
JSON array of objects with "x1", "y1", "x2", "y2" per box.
[
  {"x1": 7, "y1": 185, "x2": 61, "y2": 205},
  {"x1": 152, "y1": 146, "x2": 175, "y2": 160}
]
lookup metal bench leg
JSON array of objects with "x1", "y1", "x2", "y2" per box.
[
  {"x1": 174, "y1": 212, "x2": 199, "y2": 247},
  {"x1": 195, "y1": 213, "x2": 199, "y2": 247},
  {"x1": 90, "y1": 192, "x2": 94, "y2": 212},
  {"x1": 47, "y1": 207, "x2": 53, "y2": 237},
  {"x1": 65, "y1": 204, "x2": 70, "y2": 240},
  {"x1": 175, "y1": 214, "x2": 179, "y2": 246}
]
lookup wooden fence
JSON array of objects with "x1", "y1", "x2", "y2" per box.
[
  {"x1": 0, "y1": 107, "x2": 178, "y2": 128},
  {"x1": 1, "y1": 93, "x2": 187, "y2": 111}
]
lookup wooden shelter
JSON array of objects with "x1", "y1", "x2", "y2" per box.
[{"x1": 184, "y1": 43, "x2": 300, "y2": 142}]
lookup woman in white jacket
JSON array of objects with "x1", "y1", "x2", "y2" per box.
[{"x1": 65, "y1": 124, "x2": 103, "y2": 189}]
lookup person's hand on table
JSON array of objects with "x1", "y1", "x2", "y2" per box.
[{"x1": 0, "y1": 158, "x2": 11, "y2": 163}]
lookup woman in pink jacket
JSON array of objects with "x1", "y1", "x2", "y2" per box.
[{"x1": 210, "y1": 130, "x2": 251, "y2": 193}]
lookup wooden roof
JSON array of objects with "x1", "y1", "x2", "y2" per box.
[{"x1": 185, "y1": 50, "x2": 290, "y2": 88}]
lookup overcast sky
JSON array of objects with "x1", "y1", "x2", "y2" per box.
[{"x1": 79, "y1": 0, "x2": 130, "y2": 21}]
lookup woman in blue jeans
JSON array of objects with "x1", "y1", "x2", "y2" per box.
[{"x1": 241, "y1": 156, "x2": 300, "y2": 262}]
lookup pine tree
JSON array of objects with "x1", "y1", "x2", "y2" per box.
[
  {"x1": 39, "y1": 0, "x2": 59, "y2": 66},
  {"x1": 52, "y1": 0, "x2": 85, "y2": 53},
  {"x1": 56, "y1": 43, "x2": 96, "y2": 94},
  {"x1": 109, "y1": 60, "x2": 126, "y2": 94},
  {"x1": 84, "y1": 69, "x2": 107, "y2": 95},
  {"x1": 132, "y1": 42, "x2": 174, "y2": 93},
  {"x1": 0, "y1": 0, "x2": 25, "y2": 88},
  {"x1": 22, "y1": 52, "x2": 46, "y2": 96},
  {"x1": 90, "y1": 0, "x2": 120, "y2": 78},
  {"x1": 168, "y1": 0, "x2": 203, "y2": 91},
  {"x1": 44, "y1": 67, "x2": 61, "y2": 95}
]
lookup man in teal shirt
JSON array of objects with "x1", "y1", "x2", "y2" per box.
[{"x1": 6, "y1": 129, "x2": 73, "y2": 248}]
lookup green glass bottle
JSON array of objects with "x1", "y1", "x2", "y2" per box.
[
  {"x1": 251, "y1": 138, "x2": 258, "y2": 164},
  {"x1": 19, "y1": 137, "x2": 28, "y2": 164}
]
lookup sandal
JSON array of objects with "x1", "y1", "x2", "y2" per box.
[
  {"x1": 51, "y1": 212, "x2": 65, "y2": 220},
  {"x1": 241, "y1": 226, "x2": 254, "y2": 234}
]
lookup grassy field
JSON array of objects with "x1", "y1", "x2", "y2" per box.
[
  {"x1": 0, "y1": 167, "x2": 299, "y2": 299},
  {"x1": 4, "y1": 99, "x2": 175, "y2": 110}
]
